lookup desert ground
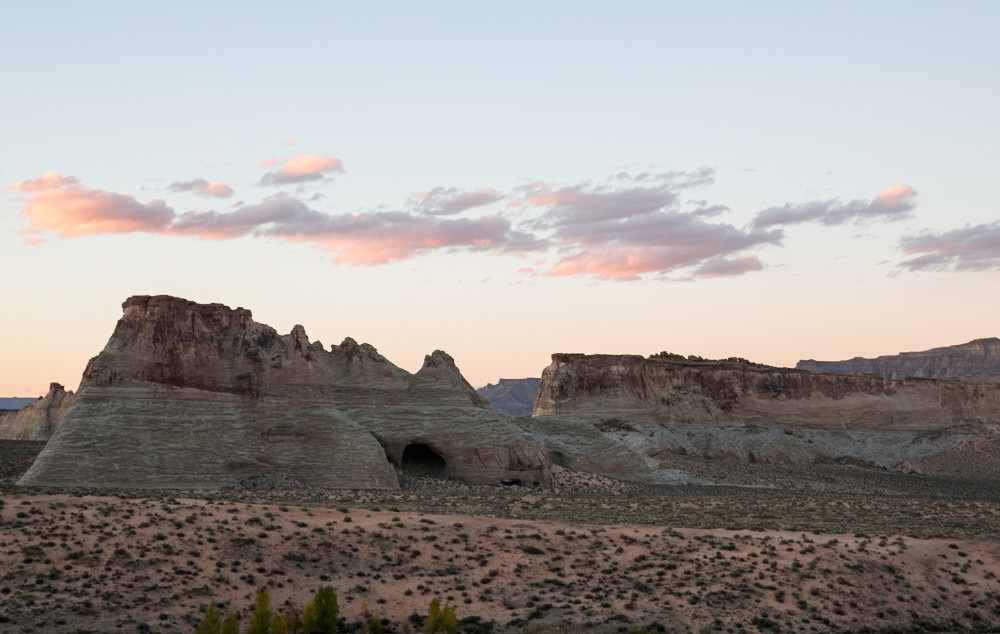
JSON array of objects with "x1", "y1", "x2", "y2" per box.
[{"x1": 2, "y1": 441, "x2": 1000, "y2": 634}]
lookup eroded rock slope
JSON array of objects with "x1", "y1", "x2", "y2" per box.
[
  {"x1": 531, "y1": 352, "x2": 1000, "y2": 476},
  {"x1": 19, "y1": 295, "x2": 551, "y2": 489},
  {"x1": 0, "y1": 383, "x2": 74, "y2": 441}
]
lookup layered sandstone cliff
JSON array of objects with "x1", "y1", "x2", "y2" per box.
[
  {"x1": 19, "y1": 295, "x2": 551, "y2": 489},
  {"x1": 0, "y1": 383, "x2": 74, "y2": 441},
  {"x1": 796, "y1": 338, "x2": 1000, "y2": 382},
  {"x1": 531, "y1": 353, "x2": 1000, "y2": 472}
]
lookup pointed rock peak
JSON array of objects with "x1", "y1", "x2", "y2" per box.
[
  {"x1": 290, "y1": 324, "x2": 309, "y2": 349},
  {"x1": 47, "y1": 382, "x2": 66, "y2": 395},
  {"x1": 414, "y1": 350, "x2": 492, "y2": 409},
  {"x1": 334, "y1": 337, "x2": 388, "y2": 363},
  {"x1": 422, "y1": 349, "x2": 458, "y2": 370}
]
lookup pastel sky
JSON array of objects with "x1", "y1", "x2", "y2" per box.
[{"x1": 3, "y1": 2, "x2": 1000, "y2": 397}]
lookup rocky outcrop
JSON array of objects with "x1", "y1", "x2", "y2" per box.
[
  {"x1": 19, "y1": 295, "x2": 550, "y2": 489},
  {"x1": 531, "y1": 353, "x2": 1000, "y2": 472},
  {"x1": 477, "y1": 378, "x2": 540, "y2": 416},
  {"x1": 797, "y1": 338, "x2": 1000, "y2": 382},
  {"x1": 0, "y1": 384, "x2": 75, "y2": 441}
]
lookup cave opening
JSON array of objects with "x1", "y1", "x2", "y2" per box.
[{"x1": 401, "y1": 443, "x2": 447, "y2": 479}]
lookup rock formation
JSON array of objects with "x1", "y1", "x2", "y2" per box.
[
  {"x1": 796, "y1": 338, "x2": 1000, "y2": 382},
  {"x1": 531, "y1": 352, "x2": 1000, "y2": 473},
  {"x1": 19, "y1": 295, "x2": 551, "y2": 489},
  {"x1": 0, "y1": 383, "x2": 74, "y2": 441},
  {"x1": 17, "y1": 295, "x2": 1000, "y2": 490},
  {"x1": 477, "y1": 378, "x2": 540, "y2": 416}
]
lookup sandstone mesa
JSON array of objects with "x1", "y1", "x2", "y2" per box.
[{"x1": 9, "y1": 295, "x2": 1000, "y2": 489}]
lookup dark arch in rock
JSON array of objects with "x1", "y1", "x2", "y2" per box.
[
  {"x1": 549, "y1": 450, "x2": 567, "y2": 467},
  {"x1": 401, "y1": 443, "x2": 447, "y2": 479}
]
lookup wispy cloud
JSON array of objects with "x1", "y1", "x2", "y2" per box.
[
  {"x1": 259, "y1": 153, "x2": 344, "y2": 185},
  {"x1": 8, "y1": 165, "x2": 921, "y2": 283},
  {"x1": 167, "y1": 178, "x2": 234, "y2": 198},
  {"x1": 3, "y1": 171, "x2": 79, "y2": 193},
  {"x1": 10, "y1": 173, "x2": 545, "y2": 264},
  {"x1": 900, "y1": 221, "x2": 1000, "y2": 271},
  {"x1": 519, "y1": 171, "x2": 779, "y2": 280},
  {"x1": 692, "y1": 255, "x2": 764, "y2": 279},
  {"x1": 409, "y1": 187, "x2": 502, "y2": 216},
  {"x1": 754, "y1": 184, "x2": 917, "y2": 228}
]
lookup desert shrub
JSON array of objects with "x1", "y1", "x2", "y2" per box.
[
  {"x1": 196, "y1": 600, "x2": 221, "y2": 634},
  {"x1": 303, "y1": 585, "x2": 339, "y2": 634}
]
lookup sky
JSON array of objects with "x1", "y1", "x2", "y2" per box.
[{"x1": 2, "y1": 2, "x2": 1000, "y2": 397}]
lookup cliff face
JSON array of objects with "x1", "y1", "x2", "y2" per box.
[
  {"x1": 531, "y1": 353, "x2": 1000, "y2": 470},
  {"x1": 19, "y1": 295, "x2": 550, "y2": 489},
  {"x1": 535, "y1": 353, "x2": 1000, "y2": 429},
  {"x1": 796, "y1": 338, "x2": 1000, "y2": 382},
  {"x1": 0, "y1": 383, "x2": 74, "y2": 441},
  {"x1": 477, "y1": 378, "x2": 541, "y2": 417}
]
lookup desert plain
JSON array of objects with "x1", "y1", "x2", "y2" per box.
[{"x1": 2, "y1": 443, "x2": 1000, "y2": 634}]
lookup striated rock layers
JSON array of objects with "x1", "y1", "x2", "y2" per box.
[
  {"x1": 796, "y1": 338, "x2": 1000, "y2": 382},
  {"x1": 0, "y1": 383, "x2": 75, "y2": 441},
  {"x1": 532, "y1": 353, "x2": 1000, "y2": 474},
  {"x1": 477, "y1": 378, "x2": 540, "y2": 417},
  {"x1": 19, "y1": 295, "x2": 551, "y2": 489}
]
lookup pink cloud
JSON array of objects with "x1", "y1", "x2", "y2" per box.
[
  {"x1": 167, "y1": 178, "x2": 234, "y2": 198},
  {"x1": 900, "y1": 221, "x2": 1000, "y2": 272},
  {"x1": 20, "y1": 186, "x2": 174, "y2": 238},
  {"x1": 260, "y1": 154, "x2": 344, "y2": 185},
  {"x1": 169, "y1": 194, "x2": 546, "y2": 263},
  {"x1": 258, "y1": 157, "x2": 278, "y2": 168},
  {"x1": 521, "y1": 172, "x2": 778, "y2": 280},
  {"x1": 4, "y1": 171, "x2": 79, "y2": 193},
  {"x1": 14, "y1": 174, "x2": 544, "y2": 265},
  {"x1": 283, "y1": 139, "x2": 297, "y2": 146},
  {"x1": 754, "y1": 184, "x2": 917, "y2": 228}
]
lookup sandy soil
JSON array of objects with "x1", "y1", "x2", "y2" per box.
[
  {"x1": 3, "y1": 445, "x2": 1000, "y2": 633},
  {"x1": 1, "y1": 479, "x2": 999, "y2": 634}
]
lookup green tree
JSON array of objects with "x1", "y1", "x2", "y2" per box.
[
  {"x1": 196, "y1": 601, "x2": 222, "y2": 634},
  {"x1": 287, "y1": 612, "x2": 303, "y2": 634},
  {"x1": 302, "y1": 585, "x2": 339, "y2": 634},
  {"x1": 422, "y1": 597, "x2": 457, "y2": 634},
  {"x1": 222, "y1": 612, "x2": 240, "y2": 634},
  {"x1": 248, "y1": 589, "x2": 273, "y2": 634},
  {"x1": 367, "y1": 617, "x2": 383, "y2": 634},
  {"x1": 272, "y1": 613, "x2": 288, "y2": 634}
]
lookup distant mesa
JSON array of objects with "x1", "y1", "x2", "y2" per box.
[
  {"x1": 476, "y1": 378, "x2": 540, "y2": 417},
  {"x1": 796, "y1": 338, "x2": 1000, "y2": 382},
  {"x1": 0, "y1": 397, "x2": 39, "y2": 411}
]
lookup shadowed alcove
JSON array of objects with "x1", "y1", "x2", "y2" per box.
[{"x1": 401, "y1": 443, "x2": 447, "y2": 478}]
